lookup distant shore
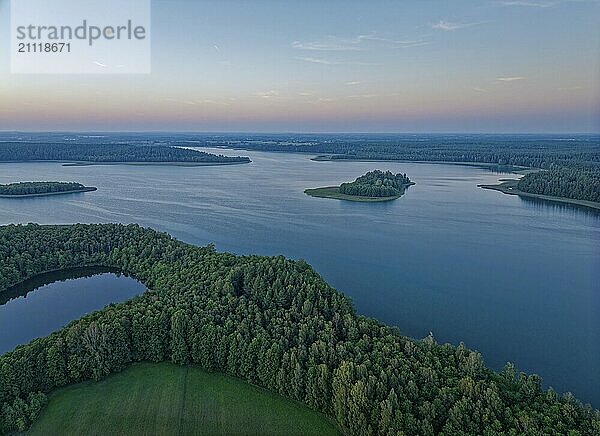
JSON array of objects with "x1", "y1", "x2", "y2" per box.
[
  {"x1": 0, "y1": 187, "x2": 97, "y2": 198},
  {"x1": 62, "y1": 160, "x2": 251, "y2": 167},
  {"x1": 478, "y1": 180, "x2": 600, "y2": 211},
  {"x1": 311, "y1": 155, "x2": 540, "y2": 172},
  {"x1": 0, "y1": 159, "x2": 251, "y2": 167}
]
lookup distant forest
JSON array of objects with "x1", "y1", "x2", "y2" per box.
[
  {"x1": 0, "y1": 143, "x2": 250, "y2": 164},
  {"x1": 339, "y1": 170, "x2": 412, "y2": 197},
  {"x1": 0, "y1": 224, "x2": 598, "y2": 434},
  {"x1": 0, "y1": 182, "x2": 91, "y2": 196}
]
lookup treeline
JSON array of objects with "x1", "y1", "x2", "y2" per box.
[
  {"x1": 185, "y1": 134, "x2": 599, "y2": 171},
  {"x1": 517, "y1": 169, "x2": 600, "y2": 203},
  {"x1": 0, "y1": 224, "x2": 598, "y2": 434},
  {"x1": 339, "y1": 170, "x2": 412, "y2": 197},
  {"x1": 0, "y1": 143, "x2": 250, "y2": 164},
  {"x1": 0, "y1": 182, "x2": 90, "y2": 196}
]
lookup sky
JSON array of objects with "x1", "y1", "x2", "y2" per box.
[{"x1": 0, "y1": 0, "x2": 599, "y2": 133}]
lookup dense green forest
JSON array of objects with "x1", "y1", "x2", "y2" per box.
[
  {"x1": 517, "y1": 169, "x2": 600, "y2": 203},
  {"x1": 339, "y1": 170, "x2": 413, "y2": 198},
  {"x1": 0, "y1": 143, "x2": 250, "y2": 164},
  {"x1": 0, "y1": 224, "x2": 598, "y2": 435},
  {"x1": 0, "y1": 182, "x2": 93, "y2": 196}
]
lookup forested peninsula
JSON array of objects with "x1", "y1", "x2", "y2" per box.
[
  {"x1": 305, "y1": 170, "x2": 414, "y2": 202},
  {"x1": 479, "y1": 176, "x2": 600, "y2": 210},
  {"x1": 0, "y1": 143, "x2": 250, "y2": 165},
  {"x1": 0, "y1": 182, "x2": 96, "y2": 198},
  {"x1": 0, "y1": 224, "x2": 598, "y2": 435}
]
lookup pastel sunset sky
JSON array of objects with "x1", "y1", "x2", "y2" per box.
[{"x1": 0, "y1": 0, "x2": 598, "y2": 132}]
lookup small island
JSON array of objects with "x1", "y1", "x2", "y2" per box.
[
  {"x1": 305, "y1": 170, "x2": 414, "y2": 202},
  {"x1": 0, "y1": 182, "x2": 97, "y2": 198}
]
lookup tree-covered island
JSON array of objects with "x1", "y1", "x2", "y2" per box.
[
  {"x1": 305, "y1": 170, "x2": 414, "y2": 202},
  {"x1": 0, "y1": 182, "x2": 97, "y2": 198}
]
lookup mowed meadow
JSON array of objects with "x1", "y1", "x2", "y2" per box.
[{"x1": 29, "y1": 363, "x2": 340, "y2": 436}]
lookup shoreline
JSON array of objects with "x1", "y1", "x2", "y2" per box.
[
  {"x1": 0, "y1": 187, "x2": 97, "y2": 198},
  {"x1": 304, "y1": 183, "x2": 413, "y2": 202},
  {"x1": 311, "y1": 155, "x2": 533, "y2": 171},
  {"x1": 311, "y1": 154, "x2": 537, "y2": 171},
  {"x1": 0, "y1": 159, "x2": 251, "y2": 167},
  {"x1": 62, "y1": 160, "x2": 251, "y2": 167},
  {"x1": 478, "y1": 180, "x2": 600, "y2": 211}
]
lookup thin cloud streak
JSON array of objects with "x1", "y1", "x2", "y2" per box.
[
  {"x1": 498, "y1": 1, "x2": 555, "y2": 7},
  {"x1": 294, "y1": 57, "x2": 382, "y2": 66},
  {"x1": 292, "y1": 34, "x2": 429, "y2": 51},
  {"x1": 254, "y1": 90, "x2": 280, "y2": 99},
  {"x1": 431, "y1": 20, "x2": 483, "y2": 31},
  {"x1": 496, "y1": 76, "x2": 526, "y2": 82}
]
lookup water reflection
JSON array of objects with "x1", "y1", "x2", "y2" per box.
[
  {"x1": 1, "y1": 266, "x2": 124, "y2": 305},
  {"x1": 517, "y1": 196, "x2": 600, "y2": 217},
  {"x1": 0, "y1": 269, "x2": 145, "y2": 354}
]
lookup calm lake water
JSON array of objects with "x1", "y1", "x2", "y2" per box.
[
  {"x1": 0, "y1": 268, "x2": 145, "y2": 355},
  {"x1": 0, "y1": 149, "x2": 598, "y2": 406}
]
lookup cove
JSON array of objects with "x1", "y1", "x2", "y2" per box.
[{"x1": 0, "y1": 267, "x2": 146, "y2": 354}]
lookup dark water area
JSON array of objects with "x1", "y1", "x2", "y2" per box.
[
  {"x1": 0, "y1": 268, "x2": 146, "y2": 354},
  {"x1": 0, "y1": 148, "x2": 598, "y2": 406}
]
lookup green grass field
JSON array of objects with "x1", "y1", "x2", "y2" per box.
[{"x1": 28, "y1": 363, "x2": 340, "y2": 436}]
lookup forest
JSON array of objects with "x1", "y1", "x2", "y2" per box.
[
  {"x1": 0, "y1": 143, "x2": 250, "y2": 164},
  {"x1": 517, "y1": 169, "x2": 600, "y2": 203},
  {"x1": 0, "y1": 182, "x2": 93, "y2": 196},
  {"x1": 339, "y1": 170, "x2": 413, "y2": 198},
  {"x1": 0, "y1": 223, "x2": 598, "y2": 435}
]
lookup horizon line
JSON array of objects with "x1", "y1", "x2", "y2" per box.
[{"x1": 1, "y1": 130, "x2": 599, "y2": 136}]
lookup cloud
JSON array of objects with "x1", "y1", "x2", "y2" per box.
[
  {"x1": 496, "y1": 76, "x2": 526, "y2": 82},
  {"x1": 295, "y1": 57, "x2": 339, "y2": 65},
  {"x1": 346, "y1": 81, "x2": 362, "y2": 86},
  {"x1": 357, "y1": 34, "x2": 430, "y2": 48},
  {"x1": 431, "y1": 20, "x2": 482, "y2": 31},
  {"x1": 292, "y1": 34, "x2": 429, "y2": 51},
  {"x1": 292, "y1": 39, "x2": 362, "y2": 51},
  {"x1": 254, "y1": 90, "x2": 280, "y2": 99},
  {"x1": 498, "y1": 1, "x2": 554, "y2": 7},
  {"x1": 294, "y1": 57, "x2": 381, "y2": 66},
  {"x1": 346, "y1": 94, "x2": 378, "y2": 99},
  {"x1": 473, "y1": 87, "x2": 489, "y2": 93}
]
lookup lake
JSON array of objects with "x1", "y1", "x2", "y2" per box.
[
  {"x1": 0, "y1": 148, "x2": 598, "y2": 406},
  {"x1": 0, "y1": 268, "x2": 145, "y2": 355}
]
